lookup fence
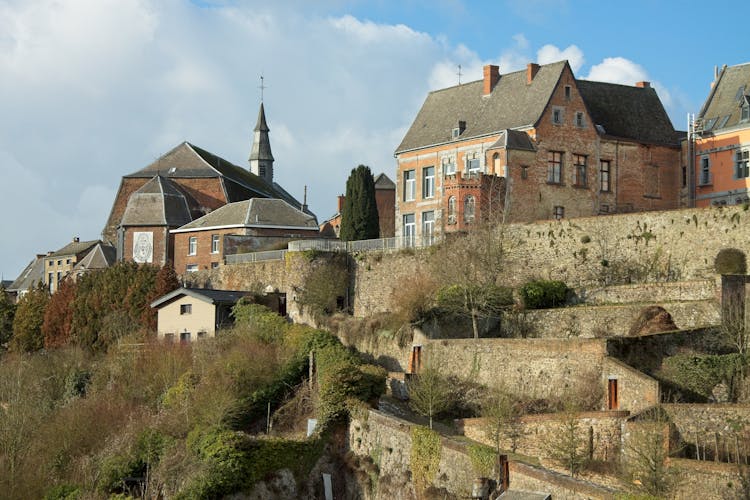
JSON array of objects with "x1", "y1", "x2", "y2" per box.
[{"x1": 224, "y1": 249, "x2": 287, "y2": 264}]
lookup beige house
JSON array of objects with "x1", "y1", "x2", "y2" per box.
[{"x1": 150, "y1": 288, "x2": 250, "y2": 342}]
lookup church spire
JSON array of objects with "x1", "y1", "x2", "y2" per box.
[{"x1": 249, "y1": 101, "x2": 274, "y2": 183}]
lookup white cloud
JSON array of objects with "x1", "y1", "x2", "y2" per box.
[
  {"x1": 585, "y1": 56, "x2": 648, "y2": 85},
  {"x1": 537, "y1": 44, "x2": 584, "y2": 73}
]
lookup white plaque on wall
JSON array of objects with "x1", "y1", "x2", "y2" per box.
[{"x1": 133, "y1": 231, "x2": 153, "y2": 263}]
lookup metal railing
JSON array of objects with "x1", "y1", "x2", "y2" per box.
[
  {"x1": 226, "y1": 235, "x2": 441, "y2": 266},
  {"x1": 225, "y1": 249, "x2": 287, "y2": 264}
]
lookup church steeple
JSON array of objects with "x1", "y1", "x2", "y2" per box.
[{"x1": 249, "y1": 102, "x2": 274, "y2": 184}]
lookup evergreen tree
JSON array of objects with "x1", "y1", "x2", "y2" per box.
[
  {"x1": 10, "y1": 282, "x2": 49, "y2": 352},
  {"x1": 339, "y1": 164, "x2": 379, "y2": 241},
  {"x1": 0, "y1": 286, "x2": 16, "y2": 346}
]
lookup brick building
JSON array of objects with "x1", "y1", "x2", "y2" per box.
[
  {"x1": 103, "y1": 103, "x2": 312, "y2": 266},
  {"x1": 688, "y1": 62, "x2": 750, "y2": 207},
  {"x1": 171, "y1": 198, "x2": 320, "y2": 273},
  {"x1": 394, "y1": 60, "x2": 684, "y2": 241},
  {"x1": 43, "y1": 238, "x2": 101, "y2": 292},
  {"x1": 320, "y1": 172, "x2": 396, "y2": 238}
]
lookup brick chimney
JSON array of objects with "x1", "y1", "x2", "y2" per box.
[
  {"x1": 483, "y1": 64, "x2": 500, "y2": 95},
  {"x1": 337, "y1": 195, "x2": 346, "y2": 213},
  {"x1": 527, "y1": 63, "x2": 540, "y2": 84},
  {"x1": 635, "y1": 81, "x2": 651, "y2": 88}
]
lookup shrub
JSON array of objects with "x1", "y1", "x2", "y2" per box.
[
  {"x1": 658, "y1": 353, "x2": 747, "y2": 401},
  {"x1": 43, "y1": 484, "x2": 81, "y2": 500},
  {"x1": 231, "y1": 301, "x2": 288, "y2": 344},
  {"x1": 715, "y1": 248, "x2": 747, "y2": 275},
  {"x1": 519, "y1": 280, "x2": 568, "y2": 309}
]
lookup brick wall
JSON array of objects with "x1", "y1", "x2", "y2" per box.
[{"x1": 123, "y1": 226, "x2": 171, "y2": 266}]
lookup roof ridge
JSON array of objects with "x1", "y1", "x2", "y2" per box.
[{"x1": 184, "y1": 142, "x2": 224, "y2": 177}]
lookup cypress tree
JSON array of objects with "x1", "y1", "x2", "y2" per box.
[{"x1": 339, "y1": 165, "x2": 380, "y2": 241}]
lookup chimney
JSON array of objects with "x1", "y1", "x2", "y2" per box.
[
  {"x1": 635, "y1": 81, "x2": 650, "y2": 88},
  {"x1": 73, "y1": 236, "x2": 80, "y2": 243},
  {"x1": 337, "y1": 195, "x2": 346, "y2": 213},
  {"x1": 483, "y1": 64, "x2": 500, "y2": 95},
  {"x1": 527, "y1": 63, "x2": 540, "y2": 84}
]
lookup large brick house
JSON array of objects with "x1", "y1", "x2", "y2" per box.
[
  {"x1": 171, "y1": 198, "x2": 320, "y2": 273},
  {"x1": 103, "y1": 103, "x2": 312, "y2": 265},
  {"x1": 394, "y1": 60, "x2": 684, "y2": 242},
  {"x1": 689, "y1": 62, "x2": 750, "y2": 207}
]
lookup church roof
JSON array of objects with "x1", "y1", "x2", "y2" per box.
[
  {"x1": 396, "y1": 60, "x2": 680, "y2": 153},
  {"x1": 121, "y1": 175, "x2": 192, "y2": 227},
  {"x1": 173, "y1": 198, "x2": 319, "y2": 232},
  {"x1": 73, "y1": 243, "x2": 116, "y2": 272},
  {"x1": 125, "y1": 141, "x2": 297, "y2": 206},
  {"x1": 697, "y1": 62, "x2": 750, "y2": 133},
  {"x1": 249, "y1": 102, "x2": 274, "y2": 162}
]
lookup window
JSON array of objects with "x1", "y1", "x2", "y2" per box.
[
  {"x1": 422, "y1": 166, "x2": 435, "y2": 198},
  {"x1": 211, "y1": 262, "x2": 219, "y2": 269},
  {"x1": 186, "y1": 264, "x2": 198, "y2": 273},
  {"x1": 403, "y1": 214, "x2": 415, "y2": 246},
  {"x1": 742, "y1": 99, "x2": 750, "y2": 123},
  {"x1": 180, "y1": 331, "x2": 191, "y2": 343},
  {"x1": 736, "y1": 150, "x2": 750, "y2": 179},
  {"x1": 56, "y1": 271, "x2": 61, "y2": 284},
  {"x1": 493, "y1": 153, "x2": 502, "y2": 175},
  {"x1": 164, "y1": 333, "x2": 175, "y2": 343},
  {"x1": 564, "y1": 85, "x2": 571, "y2": 100},
  {"x1": 521, "y1": 166, "x2": 529, "y2": 180},
  {"x1": 464, "y1": 196, "x2": 475, "y2": 223},
  {"x1": 198, "y1": 331, "x2": 207, "y2": 339},
  {"x1": 573, "y1": 154, "x2": 587, "y2": 187},
  {"x1": 718, "y1": 115, "x2": 731, "y2": 129},
  {"x1": 447, "y1": 196, "x2": 457, "y2": 224},
  {"x1": 443, "y1": 157, "x2": 456, "y2": 175},
  {"x1": 66, "y1": 259, "x2": 70, "y2": 265},
  {"x1": 552, "y1": 106, "x2": 564, "y2": 124},
  {"x1": 180, "y1": 304, "x2": 192, "y2": 315},
  {"x1": 547, "y1": 151, "x2": 563, "y2": 184},
  {"x1": 259, "y1": 165, "x2": 266, "y2": 177},
  {"x1": 404, "y1": 170, "x2": 416, "y2": 201},
  {"x1": 553, "y1": 206, "x2": 565, "y2": 220},
  {"x1": 700, "y1": 156, "x2": 712, "y2": 185},
  {"x1": 211, "y1": 234, "x2": 220, "y2": 254},
  {"x1": 188, "y1": 236, "x2": 197, "y2": 255},
  {"x1": 57, "y1": 260, "x2": 62, "y2": 266},
  {"x1": 466, "y1": 153, "x2": 480, "y2": 173},
  {"x1": 47, "y1": 272, "x2": 53, "y2": 290},
  {"x1": 452, "y1": 128, "x2": 461, "y2": 139},
  {"x1": 575, "y1": 111, "x2": 585, "y2": 128},
  {"x1": 48, "y1": 260, "x2": 53, "y2": 267},
  {"x1": 600, "y1": 160, "x2": 611, "y2": 192},
  {"x1": 422, "y1": 211, "x2": 435, "y2": 245}
]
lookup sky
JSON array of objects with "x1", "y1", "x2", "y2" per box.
[{"x1": 1, "y1": 0, "x2": 747, "y2": 280}]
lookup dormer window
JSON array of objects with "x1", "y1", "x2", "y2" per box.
[
  {"x1": 452, "y1": 120, "x2": 466, "y2": 139},
  {"x1": 741, "y1": 97, "x2": 750, "y2": 123}
]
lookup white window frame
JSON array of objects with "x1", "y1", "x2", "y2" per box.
[
  {"x1": 422, "y1": 211, "x2": 435, "y2": 246},
  {"x1": 188, "y1": 236, "x2": 197, "y2": 256},
  {"x1": 186, "y1": 264, "x2": 198, "y2": 273},
  {"x1": 466, "y1": 152, "x2": 481, "y2": 173},
  {"x1": 443, "y1": 156, "x2": 456, "y2": 176},
  {"x1": 403, "y1": 213, "x2": 416, "y2": 246},
  {"x1": 211, "y1": 234, "x2": 220, "y2": 254},
  {"x1": 404, "y1": 169, "x2": 416, "y2": 201},
  {"x1": 464, "y1": 196, "x2": 476, "y2": 223},
  {"x1": 422, "y1": 166, "x2": 435, "y2": 199}
]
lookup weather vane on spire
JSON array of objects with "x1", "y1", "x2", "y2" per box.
[
  {"x1": 457, "y1": 64, "x2": 463, "y2": 85},
  {"x1": 259, "y1": 74, "x2": 267, "y2": 102}
]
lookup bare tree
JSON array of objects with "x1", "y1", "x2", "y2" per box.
[
  {"x1": 481, "y1": 387, "x2": 524, "y2": 456},
  {"x1": 622, "y1": 415, "x2": 675, "y2": 497},
  {"x1": 407, "y1": 364, "x2": 454, "y2": 430},
  {"x1": 545, "y1": 407, "x2": 589, "y2": 477}
]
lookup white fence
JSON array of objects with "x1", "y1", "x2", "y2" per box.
[{"x1": 226, "y1": 235, "x2": 441, "y2": 266}]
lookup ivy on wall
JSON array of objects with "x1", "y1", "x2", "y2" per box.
[{"x1": 410, "y1": 426, "x2": 441, "y2": 491}]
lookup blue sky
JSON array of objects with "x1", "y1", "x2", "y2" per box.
[{"x1": 0, "y1": 0, "x2": 746, "y2": 279}]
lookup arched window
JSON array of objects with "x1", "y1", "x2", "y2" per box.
[
  {"x1": 447, "y1": 196, "x2": 457, "y2": 224},
  {"x1": 464, "y1": 195, "x2": 475, "y2": 223}
]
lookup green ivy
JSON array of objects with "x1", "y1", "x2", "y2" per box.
[
  {"x1": 410, "y1": 426, "x2": 441, "y2": 491},
  {"x1": 659, "y1": 353, "x2": 747, "y2": 400},
  {"x1": 519, "y1": 280, "x2": 568, "y2": 309},
  {"x1": 467, "y1": 443, "x2": 496, "y2": 478}
]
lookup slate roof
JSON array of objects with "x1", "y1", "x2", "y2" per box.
[
  {"x1": 8, "y1": 256, "x2": 45, "y2": 293},
  {"x1": 396, "y1": 61, "x2": 568, "y2": 153},
  {"x1": 173, "y1": 198, "x2": 319, "y2": 232},
  {"x1": 698, "y1": 62, "x2": 750, "y2": 133},
  {"x1": 576, "y1": 80, "x2": 681, "y2": 145},
  {"x1": 73, "y1": 243, "x2": 117, "y2": 272},
  {"x1": 374, "y1": 173, "x2": 396, "y2": 190},
  {"x1": 150, "y1": 287, "x2": 252, "y2": 309},
  {"x1": 50, "y1": 239, "x2": 100, "y2": 258},
  {"x1": 121, "y1": 175, "x2": 193, "y2": 227},
  {"x1": 487, "y1": 129, "x2": 536, "y2": 151},
  {"x1": 249, "y1": 102, "x2": 274, "y2": 162},
  {"x1": 396, "y1": 60, "x2": 681, "y2": 153},
  {"x1": 125, "y1": 142, "x2": 303, "y2": 209}
]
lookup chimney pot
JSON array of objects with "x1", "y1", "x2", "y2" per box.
[
  {"x1": 483, "y1": 64, "x2": 500, "y2": 95},
  {"x1": 636, "y1": 81, "x2": 651, "y2": 88},
  {"x1": 527, "y1": 63, "x2": 540, "y2": 84}
]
